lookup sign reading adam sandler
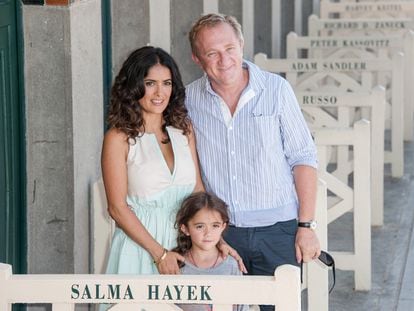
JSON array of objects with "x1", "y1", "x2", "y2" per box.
[
  {"x1": 70, "y1": 282, "x2": 213, "y2": 302},
  {"x1": 289, "y1": 60, "x2": 368, "y2": 71}
]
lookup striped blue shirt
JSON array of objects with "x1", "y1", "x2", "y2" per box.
[{"x1": 185, "y1": 60, "x2": 318, "y2": 227}]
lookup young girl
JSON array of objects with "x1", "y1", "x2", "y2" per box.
[{"x1": 173, "y1": 192, "x2": 248, "y2": 311}]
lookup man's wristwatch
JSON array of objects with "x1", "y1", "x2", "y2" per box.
[{"x1": 298, "y1": 220, "x2": 317, "y2": 230}]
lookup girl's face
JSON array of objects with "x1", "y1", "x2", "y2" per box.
[
  {"x1": 138, "y1": 63, "x2": 172, "y2": 118},
  {"x1": 181, "y1": 208, "x2": 227, "y2": 252}
]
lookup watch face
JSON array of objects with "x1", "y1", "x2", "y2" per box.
[{"x1": 299, "y1": 220, "x2": 317, "y2": 230}]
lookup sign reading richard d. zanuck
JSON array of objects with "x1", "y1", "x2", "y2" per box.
[{"x1": 70, "y1": 282, "x2": 212, "y2": 302}]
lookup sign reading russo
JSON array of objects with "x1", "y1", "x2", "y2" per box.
[
  {"x1": 301, "y1": 95, "x2": 337, "y2": 105},
  {"x1": 70, "y1": 283, "x2": 212, "y2": 302}
]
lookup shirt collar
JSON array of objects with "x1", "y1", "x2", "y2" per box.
[{"x1": 203, "y1": 59, "x2": 266, "y2": 96}]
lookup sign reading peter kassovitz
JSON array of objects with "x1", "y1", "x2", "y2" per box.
[{"x1": 70, "y1": 282, "x2": 212, "y2": 302}]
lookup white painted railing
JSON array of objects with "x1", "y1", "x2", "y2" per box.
[{"x1": 0, "y1": 263, "x2": 300, "y2": 311}]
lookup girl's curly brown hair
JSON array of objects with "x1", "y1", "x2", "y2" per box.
[{"x1": 108, "y1": 46, "x2": 190, "y2": 141}]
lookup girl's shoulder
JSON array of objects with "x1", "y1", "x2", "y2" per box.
[{"x1": 219, "y1": 256, "x2": 241, "y2": 274}]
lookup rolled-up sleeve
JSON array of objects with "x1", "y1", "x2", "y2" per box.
[{"x1": 279, "y1": 79, "x2": 318, "y2": 169}]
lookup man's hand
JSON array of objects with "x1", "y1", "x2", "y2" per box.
[
  {"x1": 295, "y1": 227, "x2": 321, "y2": 263},
  {"x1": 218, "y1": 239, "x2": 247, "y2": 273}
]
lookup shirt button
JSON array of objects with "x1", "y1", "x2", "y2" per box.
[
  {"x1": 233, "y1": 176, "x2": 236, "y2": 180},
  {"x1": 229, "y1": 126, "x2": 233, "y2": 131},
  {"x1": 231, "y1": 151, "x2": 235, "y2": 155}
]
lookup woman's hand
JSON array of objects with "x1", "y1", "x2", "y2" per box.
[
  {"x1": 156, "y1": 251, "x2": 185, "y2": 274},
  {"x1": 217, "y1": 238, "x2": 247, "y2": 273}
]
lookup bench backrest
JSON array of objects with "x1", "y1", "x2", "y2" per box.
[
  {"x1": 91, "y1": 179, "x2": 115, "y2": 274},
  {"x1": 320, "y1": 0, "x2": 414, "y2": 18},
  {"x1": 308, "y1": 14, "x2": 414, "y2": 37},
  {"x1": 0, "y1": 263, "x2": 301, "y2": 311},
  {"x1": 313, "y1": 120, "x2": 372, "y2": 290},
  {"x1": 296, "y1": 88, "x2": 386, "y2": 226}
]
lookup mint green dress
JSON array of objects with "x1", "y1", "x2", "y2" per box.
[{"x1": 104, "y1": 126, "x2": 196, "y2": 275}]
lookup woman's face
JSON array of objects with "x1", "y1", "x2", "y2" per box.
[{"x1": 138, "y1": 63, "x2": 172, "y2": 118}]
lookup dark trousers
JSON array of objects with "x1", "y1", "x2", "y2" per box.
[{"x1": 223, "y1": 219, "x2": 299, "y2": 311}]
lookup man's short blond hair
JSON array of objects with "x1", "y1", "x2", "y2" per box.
[{"x1": 189, "y1": 13, "x2": 244, "y2": 56}]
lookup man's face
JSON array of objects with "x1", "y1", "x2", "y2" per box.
[{"x1": 192, "y1": 22, "x2": 244, "y2": 88}]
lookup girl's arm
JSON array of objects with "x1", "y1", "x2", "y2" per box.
[
  {"x1": 101, "y1": 128, "x2": 184, "y2": 274},
  {"x1": 188, "y1": 123, "x2": 205, "y2": 192}
]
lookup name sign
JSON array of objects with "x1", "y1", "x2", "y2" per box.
[
  {"x1": 301, "y1": 95, "x2": 338, "y2": 105},
  {"x1": 322, "y1": 20, "x2": 408, "y2": 30},
  {"x1": 309, "y1": 38, "x2": 390, "y2": 48},
  {"x1": 70, "y1": 283, "x2": 212, "y2": 302},
  {"x1": 344, "y1": 3, "x2": 404, "y2": 12},
  {"x1": 291, "y1": 61, "x2": 367, "y2": 71}
]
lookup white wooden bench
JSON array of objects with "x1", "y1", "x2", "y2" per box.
[
  {"x1": 91, "y1": 179, "x2": 114, "y2": 275},
  {"x1": 0, "y1": 263, "x2": 301, "y2": 311},
  {"x1": 254, "y1": 53, "x2": 404, "y2": 179},
  {"x1": 320, "y1": 0, "x2": 414, "y2": 18},
  {"x1": 91, "y1": 179, "x2": 329, "y2": 311},
  {"x1": 314, "y1": 120, "x2": 372, "y2": 291},
  {"x1": 295, "y1": 88, "x2": 385, "y2": 226},
  {"x1": 286, "y1": 30, "x2": 414, "y2": 142}
]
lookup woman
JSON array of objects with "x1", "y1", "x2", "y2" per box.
[{"x1": 101, "y1": 46, "x2": 204, "y2": 275}]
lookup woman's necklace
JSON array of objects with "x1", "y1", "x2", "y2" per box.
[{"x1": 189, "y1": 250, "x2": 220, "y2": 269}]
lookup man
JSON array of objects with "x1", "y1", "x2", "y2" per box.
[{"x1": 185, "y1": 13, "x2": 320, "y2": 311}]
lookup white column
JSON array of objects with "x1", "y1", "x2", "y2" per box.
[
  {"x1": 294, "y1": 0, "x2": 302, "y2": 35},
  {"x1": 242, "y1": 0, "x2": 254, "y2": 60},
  {"x1": 271, "y1": 0, "x2": 281, "y2": 58},
  {"x1": 149, "y1": 0, "x2": 171, "y2": 52},
  {"x1": 203, "y1": 0, "x2": 219, "y2": 14},
  {"x1": 313, "y1": 0, "x2": 320, "y2": 16}
]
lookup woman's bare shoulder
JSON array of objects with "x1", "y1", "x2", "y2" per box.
[{"x1": 105, "y1": 127, "x2": 128, "y2": 142}]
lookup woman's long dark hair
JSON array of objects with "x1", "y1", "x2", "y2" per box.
[
  {"x1": 108, "y1": 46, "x2": 190, "y2": 141},
  {"x1": 173, "y1": 192, "x2": 230, "y2": 257}
]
